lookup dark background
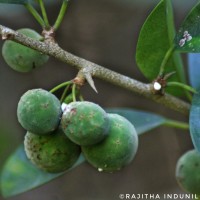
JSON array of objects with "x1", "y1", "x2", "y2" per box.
[{"x1": 0, "y1": 0, "x2": 196, "y2": 199}]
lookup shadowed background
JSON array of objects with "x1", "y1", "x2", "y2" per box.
[{"x1": 0, "y1": 0, "x2": 196, "y2": 199}]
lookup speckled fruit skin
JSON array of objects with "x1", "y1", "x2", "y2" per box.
[
  {"x1": 2, "y1": 28, "x2": 49, "y2": 72},
  {"x1": 24, "y1": 128, "x2": 81, "y2": 173},
  {"x1": 176, "y1": 150, "x2": 200, "y2": 195},
  {"x1": 17, "y1": 89, "x2": 62, "y2": 135},
  {"x1": 82, "y1": 113, "x2": 138, "y2": 172},
  {"x1": 61, "y1": 101, "x2": 110, "y2": 146}
]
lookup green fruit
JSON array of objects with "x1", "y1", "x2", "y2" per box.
[
  {"x1": 61, "y1": 101, "x2": 110, "y2": 146},
  {"x1": 17, "y1": 89, "x2": 62, "y2": 135},
  {"x1": 2, "y1": 28, "x2": 49, "y2": 72},
  {"x1": 176, "y1": 149, "x2": 200, "y2": 195},
  {"x1": 82, "y1": 113, "x2": 138, "y2": 172},
  {"x1": 24, "y1": 127, "x2": 81, "y2": 173}
]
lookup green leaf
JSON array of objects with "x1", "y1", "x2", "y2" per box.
[
  {"x1": 0, "y1": 0, "x2": 28, "y2": 4},
  {"x1": 175, "y1": 2, "x2": 200, "y2": 52},
  {"x1": 0, "y1": 145, "x2": 85, "y2": 198},
  {"x1": 136, "y1": 0, "x2": 186, "y2": 95},
  {"x1": 190, "y1": 91, "x2": 200, "y2": 152},
  {"x1": 106, "y1": 108, "x2": 166, "y2": 135},
  {"x1": 188, "y1": 53, "x2": 200, "y2": 88}
]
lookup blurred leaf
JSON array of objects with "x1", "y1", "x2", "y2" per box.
[
  {"x1": 106, "y1": 108, "x2": 166, "y2": 135},
  {"x1": 189, "y1": 91, "x2": 200, "y2": 152},
  {"x1": 136, "y1": 0, "x2": 186, "y2": 95},
  {"x1": 188, "y1": 53, "x2": 200, "y2": 88},
  {"x1": 0, "y1": 146, "x2": 85, "y2": 198},
  {"x1": 175, "y1": 2, "x2": 200, "y2": 52},
  {"x1": 0, "y1": 0, "x2": 28, "y2": 4}
]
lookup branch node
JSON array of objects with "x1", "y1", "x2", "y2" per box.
[
  {"x1": 42, "y1": 27, "x2": 56, "y2": 43},
  {"x1": 1, "y1": 27, "x2": 14, "y2": 40},
  {"x1": 73, "y1": 71, "x2": 86, "y2": 86}
]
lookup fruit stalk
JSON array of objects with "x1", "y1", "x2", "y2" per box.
[
  {"x1": 38, "y1": 0, "x2": 50, "y2": 29},
  {"x1": 53, "y1": 1, "x2": 69, "y2": 31},
  {"x1": 24, "y1": 3, "x2": 46, "y2": 28},
  {"x1": 50, "y1": 81, "x2": 72, "y2": 93}
]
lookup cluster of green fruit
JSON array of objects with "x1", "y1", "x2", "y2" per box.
[
  {"x1": 17, "y1": 88, "x2": 139, "y2": 173},
  {"x1": 2, "y1": 28, "x2": 49, "y2": 73}
]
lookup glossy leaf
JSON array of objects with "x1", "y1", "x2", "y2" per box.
[
  {"x1": 106, "y1": 108, "x2": 166, "y2": 135},
  {"x1": 188, "y1": 53, "x2": 200, "y2": 88},
  {"x1": 0, "y1": 109, "x2": 169, "y2": 197},
  {"x1": 136, "y1": 0, "x2": 186, "y2": 95},
  {"x1": 0, "y1": 145, "x2": 85, "y2": 198},
  {"x1": 175, "y1": 2, "x2": 200, "y2": 52},
  {"x1": 190, "y1": 91, "x2": 200, "y2": 152},
  {"x1": 0, "y1": 0, "x2": 28, "y2": 4}
]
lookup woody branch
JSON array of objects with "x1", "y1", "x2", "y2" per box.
[{"x1": 0, "y1": 25, "x2": 190, "y2": 115}]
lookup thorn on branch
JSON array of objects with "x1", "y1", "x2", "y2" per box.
[
  {"x1": 79, "y1": 68, "x2": 98, "y2": 93},
  {"x1": 85, "y1": 73, "x2": 98, "y2": 93},
  {"x1": 73, "y1": 69, "x2": 97, "y2": 93}
]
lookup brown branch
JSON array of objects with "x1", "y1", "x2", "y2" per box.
[{"x1": 0, "y1": 25, "x2": 190, "y2": 115}]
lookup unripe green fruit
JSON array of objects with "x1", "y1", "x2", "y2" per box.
[
  {"x1": 176, "y1": 150, "x2": 200, "y2": 195},
  {"x1": 24, "y1": 128, "x2": 81, "y2": 173},
  {"x1": 17, "y1": 89, "x2": 62, "y2": 135},
  {"x1": 61, "y1": 101, "x2": 110, "y2": 146},
  {"x1": 82, "y1": 114, "x2": 138, "y2": 172},
  {"x1": 2, "y1": 28, "x2": 49, "y2": 72}
]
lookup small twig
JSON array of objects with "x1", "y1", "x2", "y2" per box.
[{"x1": 0, "y1": 25, "x2": 190, "y2": 115}]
